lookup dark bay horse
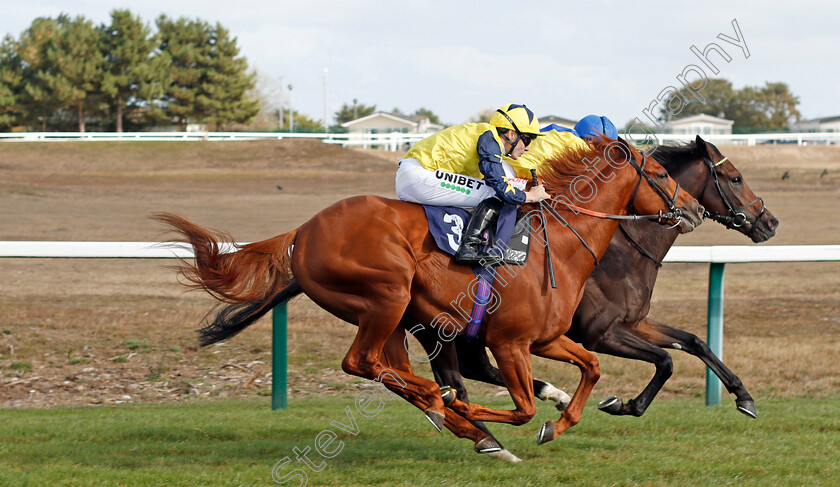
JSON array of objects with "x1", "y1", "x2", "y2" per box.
[
  {"x1": 155, "y1": 138, "x2": 705, "y2": 455},
  {"x1": 426, "y1": 136, "x2": 778, "y2": 435}
]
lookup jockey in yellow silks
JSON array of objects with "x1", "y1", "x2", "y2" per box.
[
  {"x1": 514, "y1": 115, "x2": 619, "y2": 177},
  {"x1": 511, "y1": 130, "x2": 589, "y2": 177},
  {"x1": 396, "y1": 103, "x2": 550, "y2": 264}
]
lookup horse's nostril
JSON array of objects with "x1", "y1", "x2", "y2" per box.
[
  {"x1": 696, "y1": 205, "x2": 705, "y2": 216},
  {"x1": 768, "y1": 218, "x2": 778, "y2": 228}
]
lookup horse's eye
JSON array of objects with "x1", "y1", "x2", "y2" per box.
[
  {"x1": 731, "y1": 176, "x2": 742, "y2": 184},
  {"x1": 657, "y1": 171, "x2": 668, "y2": 180}
]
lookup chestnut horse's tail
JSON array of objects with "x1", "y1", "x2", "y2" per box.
[
  {"x1": 153, "y1": 212, "x2": 297, "y2": 304},
  {"x1": 153, "y1": 212, "x2": 301, "y2": 346},
  {"x1": 197, "y1": 279, "x2": 302, "y2": 346}
]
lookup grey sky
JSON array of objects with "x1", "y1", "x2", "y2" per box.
[{"x1": 2, "y1": 0, "x2": 838, "y2": 127}]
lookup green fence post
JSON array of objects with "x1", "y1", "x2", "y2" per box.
[
  {"x1": 706, "y1": 262, "x2": 725, "y2": 406},
  {"x1": 272, "y1": 303, "x2": 288, "y2": 410}
]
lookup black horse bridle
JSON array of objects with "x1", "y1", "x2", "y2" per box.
[
  {"x1": 620, "y1": 151, "x2": 768, "y2": 268},
  {"x1": 541, "y1": 144, "x2": 685, "y2": 266},
  {"x1": 702, "y1": 155, "x2": 765, "y2": 237},
  {"x1": 626, "y1": 150, "x2": 683, "y2": 226}
]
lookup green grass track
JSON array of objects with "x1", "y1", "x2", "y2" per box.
[{"x1": 1, "y1": 395, "x2": 838, "y2": 486}]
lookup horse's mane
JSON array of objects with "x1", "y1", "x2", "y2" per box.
[
  {"x1": 652, "y1": 140, "x2": 721, "y2": 172},
  {"x1": 539, "y1": 136, "x2": 627, "y2": 196}
]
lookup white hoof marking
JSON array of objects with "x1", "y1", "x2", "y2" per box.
[
  {"x1": 538, "y1": 383, "x2": 572, "y2": 411},
  {"x1": 487, "y1": 449, "x2": 523, "y2": 463}
]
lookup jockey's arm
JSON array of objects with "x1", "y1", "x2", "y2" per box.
[{"x1": 476, "y1": 132, "x2": 527, "y2": 205}]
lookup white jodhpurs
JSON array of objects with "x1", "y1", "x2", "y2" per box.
[{"x1": 395, "y1": 158, "x2": 527, "y2": 207}]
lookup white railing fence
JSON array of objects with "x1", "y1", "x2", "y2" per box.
[
  {"x1": 2, "y1": 242, "x2": 839, "y2": 408},
  {"x1": 1, "y1": 131, "x2": 838, "y2": 149},
  {"x1": 0, "y1": 131, "x2": 426, "y2": 151}
]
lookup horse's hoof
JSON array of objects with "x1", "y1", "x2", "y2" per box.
[
  {"x1": 441, "y1": 386, "x2": 457, "y2": 406},
  {"x1": 424, "y1": 409, "x2": 445, "y2": 432},
  {"x1": 486, "y1": 449, "x2": 523, "y2": 463},
  {"x1": 474, "y1": 436, "x2": 502, "y2": 454},
  {"x1": 736, "y1": 399, "x2": 757, "y2": 419},
  {"x1": 536, "y1": 420, "x2": 555, "y2": 445},
  {"x1": 597, "y1": 395, "x2": 623, "y2": 415}
]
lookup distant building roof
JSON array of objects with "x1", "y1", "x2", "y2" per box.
[
  {"x1": 665, "y1": 113, "x2": 734, "y2": 126},
  {"x1": 539, "y1": 115, "x2": 577, "y2": 127},
  {"x1": 798, "y1": 115, "x2": 840, "y2": 124},
  {"x1": 340, "y1": 111, "x2": 443, "y2": 133},
  {"x1": 341, "y1": 111, "x2": 417, "y2": 128}
]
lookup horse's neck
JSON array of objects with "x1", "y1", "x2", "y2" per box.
[
  {"x1": 619, "y1": 219, "x2": 679, "y2": 264},
  {"x1": 547, "y1": 165, "x2": 641, "y2": 265}
]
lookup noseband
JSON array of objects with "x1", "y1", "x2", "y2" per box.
[
  {"x1": 627, "y1": 151, "x2": 684, "y2": 227},
  {"x1": 703, "y1": 156, "x2": 765, "y2": 237}
]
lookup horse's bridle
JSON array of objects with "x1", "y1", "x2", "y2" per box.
[
  {"x1": 626, "y1": 150, "x2": 683, "y2": 227},
  {"x1": 702, "y1": 155, "x2": 765, "y2": 237},
  {"x1": 540, "y1": 146, "x2": 686, "y2": 266}
]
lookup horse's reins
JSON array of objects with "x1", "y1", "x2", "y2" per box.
[
  {"x1": 614, "y1": 152, "x2": 766, "y2": 268},
  {"x1": 702, "y1": 155, "x2": 766, "y2": 239},
  {"x1": 531, "y1": 169, "x2": 557, "y2": 288},
  {"x1": 534, "y1": 150, "x2": 684, "y2": 267}
]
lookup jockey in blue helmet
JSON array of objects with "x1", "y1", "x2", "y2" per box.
[{"x1": 573, "y1": 115, "x2": 619, "y2": 140}]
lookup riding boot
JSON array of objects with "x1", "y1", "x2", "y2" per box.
[{"x1": 456, "y1": 198, "x2": 503, "y2": 266}]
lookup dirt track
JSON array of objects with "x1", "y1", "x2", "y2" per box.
[{"x1": 1, "y1": 139, "x2": 839, "y2": 408}]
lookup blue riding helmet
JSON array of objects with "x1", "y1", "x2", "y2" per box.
[{"x1": 574, "y1": 115, "x2": 618, "y2": 140}]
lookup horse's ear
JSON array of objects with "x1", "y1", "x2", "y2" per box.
[
  {"x1": 695, "y1": 134, "x2": 708, "y2": 154},
  {"x1": 617, "y1": 136, "x2": 632, "y2": 151},
  {"x1": 617, "y1": 136, "x2": 638, "y2": 157}
]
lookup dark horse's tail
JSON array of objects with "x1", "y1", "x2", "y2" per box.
[{"x1": 152, "y1": 212, "x2": 301, "y2": 346}]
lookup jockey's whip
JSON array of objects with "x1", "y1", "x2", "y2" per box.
[{"x1": 531, "y1": 169, "x2": 557, "y2": 289}]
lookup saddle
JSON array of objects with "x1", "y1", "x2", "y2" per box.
[
  {"x1": 422, "y1": 205, "x2": 532, "y2": 266},
  {"x1": 479, "y1": 209, "x2": 533, "y2": 265}
]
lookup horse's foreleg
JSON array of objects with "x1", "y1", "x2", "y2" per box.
[
  {"x1": 638, "y1": 317, "x2": 756, "y2": 418},
  {"x1": 450, "y1": 343, "x2": 537, "y2": 427},
  {"x1": 455, "y1": 335, "x2": 571, "y2": 411},
  {"x1": 531, "y1": 336, "x2": 600, "y2": 445},
  {"x1": 400, "y1": 327, "x2": 518, "y2": 458}
]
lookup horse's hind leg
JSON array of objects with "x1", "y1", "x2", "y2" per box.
[
  {"x1": 341, "y1": 307, "x2": 448, "y2": 431},
  {"x1": 588, "y1": 321, "x2": 674, "y2": 417},
  {"x1": 638, "y1": 317, "x2": 756, "y2": 418}
]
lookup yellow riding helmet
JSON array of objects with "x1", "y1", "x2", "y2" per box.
[{"x1": 489, "y1": 103, "x2": 543, "y2": 137}]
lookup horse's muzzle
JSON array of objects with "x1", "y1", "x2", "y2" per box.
[{"x1": 676, "y1": 204, "x2": 704, "y2": 233}]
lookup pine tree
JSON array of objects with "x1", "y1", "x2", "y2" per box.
[
  {"x1": 44, "y1": 14, "x2": 106, "y2": 132},
  {"x1": 100, "y1": 9, "x2": 169, "y2": 132},
  {"x1": 157, "y1": 15, "x2": 258, "y2": 130},
  {"x1": 0, "y1": 35, "x2": 24, "y2": 129},
  {"x1": 203, "y1": 24, "x2": 259, "y2": 129},
  {"x1": 15, "y1": 17, "x2": 61, "y2": 130}
]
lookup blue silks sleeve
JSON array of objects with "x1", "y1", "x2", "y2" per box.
[
  {"x1": 476, "y1": 131, "x2": 526, "y2": 205},
  {"x1": 540, "y1": 123, "x2": 578, "y2": 136}
]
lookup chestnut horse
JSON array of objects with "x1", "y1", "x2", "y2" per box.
[
  {"x1": 406, "y1": 135, "x2": 777, "y2": 458},
  {"x1": 155, "y1": 138, "x2": 704, "y2": 454},
  {"x1": 442, "y1": 135, "x2": 778, "y2": 415}
]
